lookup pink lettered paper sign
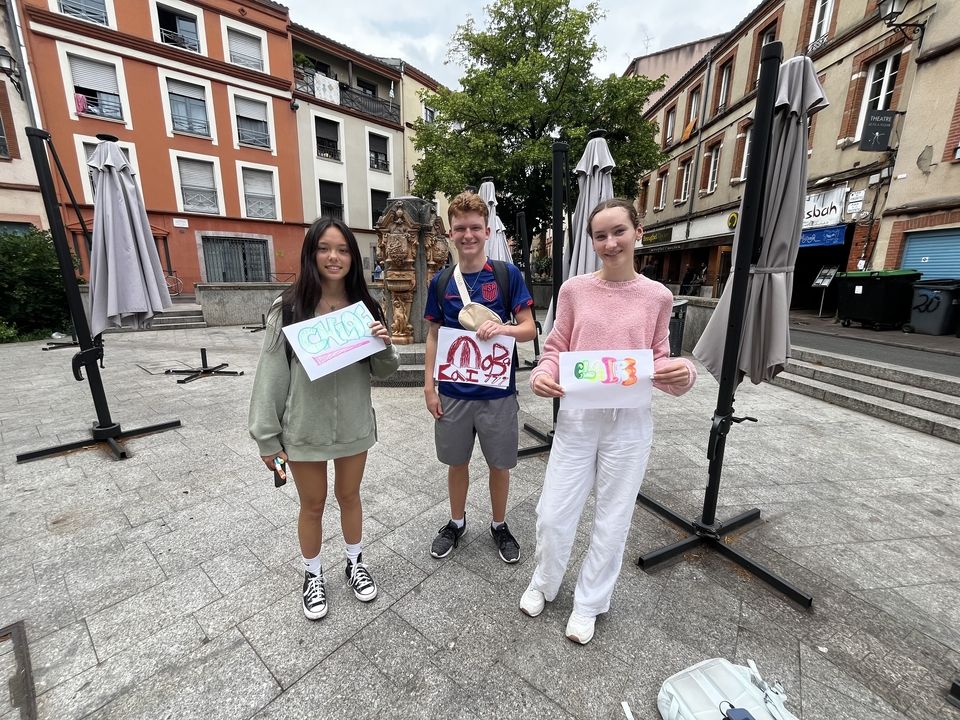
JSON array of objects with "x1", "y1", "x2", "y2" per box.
[
  {"x1": 559, "y1": 350, "x2": 654, "y2": 410},
  {"x1": 434, "y1": 327, "x2": 516, "y2": 388},
  {"x1": 282, "y1": 301, "x2": 386, "y2": 381}
]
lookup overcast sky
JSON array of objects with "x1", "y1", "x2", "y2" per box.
[{"x1": 284, "y1": 0, "x2": 761, "y2": 87}]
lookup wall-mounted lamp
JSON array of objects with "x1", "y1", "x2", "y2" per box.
[
  {"x1": 0, "y1": 45, "x2": 24, "y2": 99},
  {"x1": 877, "y1": 0, "x2": 926, "y2": 47},
  {"x1": 290, "y1": 99, "x2": 300, "y2": 111}
]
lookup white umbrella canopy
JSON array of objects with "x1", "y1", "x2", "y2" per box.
[
  {"x1": 477, "y1": 179, "x2": 512, "y2": 263},
  {"x1": 88, "y1": 141, "x2": 172, "y2": 337},
  {"x1": 694, "y1": 56, "x2": 828, "y2": 385},
  {"x1": 543, "y1": 134, "x2": 616, "y2": 334}
]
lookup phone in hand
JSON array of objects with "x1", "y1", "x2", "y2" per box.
[{"x1": 273, "y1": 456, "x2": 287, "y2": 488}]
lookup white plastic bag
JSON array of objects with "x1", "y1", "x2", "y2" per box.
[{"x1": 657, "y1": 658, "x2": 799, "y2": 720}]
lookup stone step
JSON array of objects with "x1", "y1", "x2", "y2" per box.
[
  {"x1": 771, "y1": 371, "x2": 960, "y2": 444},
  {"x1": 397, "y1": 349, "x2": 425, "y2": 364},
  {"x1": 791, "y1": 346, "x2": 960, "y2": 398},
  {"x1": 786, "y1": 358, "x2": 960, "y2": 420},
  {"x1": 151, "y1": 313, "x2": 204, "y2": 326}
]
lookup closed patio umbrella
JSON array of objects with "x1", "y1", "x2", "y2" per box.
[
  {"x1": 478, "y1": 178, "x2": 512, "y2": 263},
  {"x1": 88, "y1": 141, "x2": 172, "y2": 337},
  {"x1": 694, "y1": 56, "x2": 827, "y2": 385},
  {"x1": 543, "y1": 131, "x2": 615, "y2": 334}
]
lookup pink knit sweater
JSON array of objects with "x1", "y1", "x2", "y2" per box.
[{"x1": 530, "y1": 274, "x2": 697, "y2": 396}]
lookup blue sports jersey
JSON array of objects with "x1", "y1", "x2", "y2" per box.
[{"x1": 424, "y1": 260, "x2": 534, "y2": 400}]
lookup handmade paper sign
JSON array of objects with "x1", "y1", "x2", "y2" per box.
[
  {"x1": 434, "y1": 327, "x2": 516, "y2": 388},
  {"x1": 559, "y1": 349, "x2": 654, "y2": 410},
  {"x1": 282, "y1": 301, "x2": 385, "y2": 381}
]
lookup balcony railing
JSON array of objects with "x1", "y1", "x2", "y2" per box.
[
  {"x1": 369, "y1": 152, "x2": 389, "y2": 172},
  {"x1": 59, "y1": 0, "x2": 108, "y2": 25},
  {"x1": 316, "y1": 137, "x2": 341, "y2": 161},
  {"x1": 74, "y1": 91, "x2": 122, "y2": 120},
  {"x1": 294, "y1": 67, "x2": 314, "y2": 95},
  {"x1": 181, "y1": 185, "x2": 219, "y2": 214},
  {"x1": 238, "y1": 125, "x2": 270, "y2": 148},
  {"x1": 229, "y1": 49, "x2": 263, "y2": 71},
  {"x1": 161, "y1": 28, "x2": 200, "y2": 52},
  {"x1": 339, "y1": 86, "x2": 400, "y2": 125},
  {"x1": 244, "y1": 193, "x2": 277, "y2": 219},
  {"x1": 172, "y1": 112, "x2": 210, "y2": 136},
  {"x1": 320, "y1": 204, "x2": 344, "y2": 222}
]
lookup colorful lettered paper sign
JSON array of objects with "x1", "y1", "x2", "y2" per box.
[
  {"x1": 434, "y1": 327, "x2": 516, "y2": 388},
  {"x1": 559, "y1": 349, "x2": 654, "y2": 410},
  {"x1": 282, "y1": 301, "x2": 386, "y2": 381}
]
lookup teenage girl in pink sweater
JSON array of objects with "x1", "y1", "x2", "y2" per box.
[{"x1": 520, "y1": 198, "x2": 697, "y2": 644}]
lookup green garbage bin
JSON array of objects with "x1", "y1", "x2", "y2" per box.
[
  {"x1": 904, "y1": 279, "x2": 960, "y2": 335},
  {"x1": 835, "y1": 269, "x2": 921, "y2": 329}
]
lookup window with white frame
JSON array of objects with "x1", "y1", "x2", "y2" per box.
[
  {"x1": 655, "y1": 171, "x2": 668, "y2": 210},
  {"x1": 664, "y1": 107, "x2": 676, "y2": 146},
  {"x1": 319, "y1": 180, "x2": 344, "y2": 221},
  {"x1": 315, "y1": 117, "x2": 340, "y2": 160},
  {"x1": 58, "y1": 0, "x2": 108, "y2": 25},
  {"x1": 241, "y1": 167, "x2": 276, "y2": 219},
  {"x1": 740, "y1": 126, "x2": 752, "y2": 180},
  {"x1": 706, "y1": 143, "x2": 722, "y2": 192},
  {"x1": 688, "y1": 87, "x2": 701, "y2": 124},
  {"x1": 677, "y1": 159, "x2": 692, "y2": 202},
  {"x1": 371, "y1": 190, "x2": 389, "y2": 227},
  {"x1": 369, "y1": 133, "x2": 389, "y2": 171},
  {"x1": 167, "y1": 78, "x2": 209, "y2": 136},
  {"x1": 235, "y1": 97, "x2": 270, "y2": 148},
  {"x1": 69, "y1": 55, "x2": 122, "y2": 120},
  {"x1": 177, "y1": 157, "x2": 219, "y2": 213},
  {"x1": 717, "y1": 62, "x2": 732, "y2": 113},
  {"x1": 809, "y1": 0, "x2": 834, "y2": 45},
  {"x1": 226, "y1": 28, "x2": 263, "y2": 71},
  {"x1": 856, "y1": 51, "x2": 902, "y2": 140},
  {"x1": 756, "y1": 23, "x2": 777, "y2": 81},
  {"x1": 157, "y1": 2, "x2": 200, "y2": 52}
]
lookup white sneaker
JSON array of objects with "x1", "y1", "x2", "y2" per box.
[
  {"x1": 519, "y1": 586, "x2": 545, "y2": 617},
  {"x1": 565, "y1": 611, "x2": 595, "y2": 645}
]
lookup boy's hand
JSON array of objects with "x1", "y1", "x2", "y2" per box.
[
  {"x1": 425, "y1": 388, "x2": 443, "y2": 418},
  {"x1": 532, "y1": 374, "x2": 564, "y2": 398},
  {"x1": 475, "y1": 320, "x2": 505, "y2": 341}
]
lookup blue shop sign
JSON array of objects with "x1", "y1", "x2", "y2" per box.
[{"x1": 800, "y1": 224, "x2": 845, "y2": 248}]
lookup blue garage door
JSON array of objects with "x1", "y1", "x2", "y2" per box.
[{"x1": 900, "y1": 229, "x2": 960, "y2": 280}]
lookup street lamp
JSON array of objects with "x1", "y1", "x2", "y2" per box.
[
  {"x1": 0, "y1": 45, "x2": 23, "y2": 99},
  {"x1": 876, "y1": 0, "x2": 926, "y2": 46}
]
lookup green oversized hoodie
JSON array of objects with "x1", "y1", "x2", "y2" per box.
[{"x1": 248, "y1": 299, "x2": 400, "y2": 461}]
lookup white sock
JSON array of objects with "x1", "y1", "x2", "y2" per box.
[
  {"x1": 303, "y1": 551, "x2": 322, "y2": 576},
  {"x1": 491, "y1": 520, "x2": 504, "y2": 530},
  {"x1": 451, "y1": 516, "x2": 465, "y2": 529},
  {"x1": 345, "y1": 541, "x2": 362, "y2": 566}
]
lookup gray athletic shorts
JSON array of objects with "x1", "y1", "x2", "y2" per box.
[{"x1": 435, "y1": 394, "x2": 520, "y2": 469}]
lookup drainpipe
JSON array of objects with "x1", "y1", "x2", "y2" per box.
[
  {"x1": 685, "y1": 50, "x2": 714, "y2": 242},
  {"x1": 6, "y1": 0, "x2": 42, "y2": 126}
]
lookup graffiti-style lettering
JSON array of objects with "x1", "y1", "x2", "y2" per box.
[
  {"x1": 298, "y1": 305, "x2": 373, "y2": 354},
  {"x1": 438, "y1": 336, "x2": 512, "y2": 387},
  {"x1": 571, "y1": 357, "x2": 638, "y2": 386}
]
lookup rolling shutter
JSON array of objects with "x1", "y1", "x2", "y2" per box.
[
  {"x1": 167, "y1": 78, "x2": 205, "y2": 100},
  {"x1": 900, "y1": 230, "x2": 960, "y2": 280},
  {"x1": 235, "y1": 97, "x2": 267, "y2": 120},
  {"x1": 178, "y1": 158, "x2": 215, "y2": 189},
  {"x1": 69, "y1": 56, "x2": 119, "y2": 93}
]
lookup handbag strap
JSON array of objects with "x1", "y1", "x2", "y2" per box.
[{"x1": 452, "y1": 265, "x2": 474, "y2": 306}]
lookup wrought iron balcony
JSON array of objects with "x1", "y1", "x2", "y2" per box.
[
  {"x1": 316, "y1": 137, "x2": 341, "y2": 161},
  {"x1": 320, "y1": 204, "x2": 344, "y2": 222},
  {"x1": 161, "y1": 28, "x2": 200, "y2": 52},
  {"x1": 238, "y1": 124, "x2": 270, "y2": 148},
  {"x1": 229, "y1": 49, "x2": 263, "y2": 71},
  {"x1": 369, "y1": 151, "x2": 389, "y2": 172},
  {"x1": 181, "y1": 185, "x2": 219, "y2": 214},
  {"x1": 172, "y1": 112, "x2": 210, "y2": 137},
  {"x1": 244, "y1": 193, "x2": 277, "y2": 219},
  {"x1": 59, "y1": 0, "x2": 108, "y2": 25},
  {"x1": 339, "y1": 85, "x2": 400, "y2": 125},
  {"x1": 74, "y1": 91, "x2": 122, "y2": 120}
]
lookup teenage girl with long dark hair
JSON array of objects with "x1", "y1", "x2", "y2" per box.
[{"x1": 249, "y1": 217, "x2": 398, "y2": 620}]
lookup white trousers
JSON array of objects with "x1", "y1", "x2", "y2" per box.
[{"x1": 529, "y1": 406, "x2": 653, "y2": 617}]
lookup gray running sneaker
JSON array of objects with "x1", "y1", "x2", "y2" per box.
[
  {"x1": 490, "y1": 522, "x2": 520, "y2": 563},
  {"x1": 431, "y1": 516, "x2": 466, "y2": 558}
]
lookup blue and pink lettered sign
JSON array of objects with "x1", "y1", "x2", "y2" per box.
[
  {"x1": 282, "y1": 301, "x2": 386, "y2": 381},
  {"x1": 559, "y1": 349, "x2": 654, "y2": 410}
]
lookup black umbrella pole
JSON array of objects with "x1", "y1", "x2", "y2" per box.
[{"x1": 515, "y1": 211, "x2": 542, "y2": 365}]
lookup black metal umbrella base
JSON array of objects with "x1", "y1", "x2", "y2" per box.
[
  {"x1": 637, "y1": 492, "x2": 813, "y2": 608},
  {"x1": 165, "y1": 348, "x2": 243, "y2": 384},
  {"x1": 518, "y1": 423, "x2": 553, "y2": 457},
  {"x1": 16, "y1": 419, "x2": 182, "y2": 463}
]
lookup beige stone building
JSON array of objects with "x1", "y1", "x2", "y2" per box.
[
  {"x1": 634, "y1": 0, "x2": 954, "y2": 312},
  {"x1": 623, "y1": 35, "x2": 724, "y2": 108}
]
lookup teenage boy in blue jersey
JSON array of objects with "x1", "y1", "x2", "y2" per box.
[{"x1": 423, "y1": 192, "x2": 537, "y2": 563}]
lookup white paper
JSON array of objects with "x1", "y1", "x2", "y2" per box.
[
  {"x1": 559, "y1": 349, "x2": 654, "y2": 410},
  {"x1": 434, "y1": 327, "x2": 516, "y2": 388},
  {"x1": 282, "y1": 301, "x2": 386, "y2": 381}
]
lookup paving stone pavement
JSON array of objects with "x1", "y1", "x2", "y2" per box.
[{"x1": 1, "y1": 327, "x2": 958, "y2": 719}]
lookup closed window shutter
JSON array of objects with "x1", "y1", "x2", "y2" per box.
[
  {"x1": 69, "y1": 56, "x2": 119, "y2": 93},
  {"x1": 369, "y1": 134, "x2": 388, "y2": 155},
  {"x1": 178, "y1": 158, "x2": 215, "y2": 189},
  {"x1": 319, "y1": 181, "x2": 342, "y2": 205},
  {"x1": 315, "y1": 118, "x2": 338, "y2": 142},
  {"x1": 167, "y1": 79, "x2": 205, "y2": 100},
  {"x1": 235, "y1": 97, "x2": 267, "y2": 121},
  {"x1": 227, "y1": 29, "x2": 262, "y2": 63},
  {"x1": 242, "y1": 168, "x2": 273, "y2": 196}
]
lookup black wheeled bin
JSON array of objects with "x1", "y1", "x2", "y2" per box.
[
  {"x1": 835, "y1": 270, "x2": 921, "y2": 329},
  {"x1": 904, "y1": 279, "x2": 960, "y2": 335},
  {"x1": 669, "y1": 299, "x2": 688, "y2": 357}
]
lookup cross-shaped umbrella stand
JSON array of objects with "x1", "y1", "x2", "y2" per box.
[
  {"x1": 16, "y1": 129, "x2": 182, "y2": 464},
  {"x1": 635, "y1": 43, "x2": 814, "y2": 609},
  {"x1": 164, "y1": 348, "x2": 244, "y2": 384}
]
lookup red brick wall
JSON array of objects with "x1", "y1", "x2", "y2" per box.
[
  {"x1": 942, "y1": 89, "x2": 960, "y2": 163},
  {"x1": 839, "y1": 36, "x2": 908, "y2": 141}
]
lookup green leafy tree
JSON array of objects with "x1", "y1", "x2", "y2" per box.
[
  {"x1": 411, "y1": 0, "x2": 665, "y2": 242},
  {"x1": 0, "y1": 227, "x2": 70, "y2": 340}
]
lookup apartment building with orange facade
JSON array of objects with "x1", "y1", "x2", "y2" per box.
[
  {"x1": 634, "y1": 0, "x2": 958, "y2": 313},
  {"x1": 17, "y1": 0, "x2": 304, "y2": 290}
]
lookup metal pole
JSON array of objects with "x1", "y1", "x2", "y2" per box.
[
  {"x1": 551, "y1": 142, "x2": 567, "y2": 314},
  {"x1": 700, "y1": 42, "x2": 783, "y2": 528}
]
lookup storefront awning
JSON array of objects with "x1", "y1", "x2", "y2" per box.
[{"x1": 636, "y1": 233, "x2": 732, "y2": 255}]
